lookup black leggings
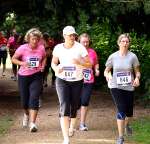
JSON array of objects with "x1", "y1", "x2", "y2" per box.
[
  {"x1": 56, "y1": 77, "x2": 83, "y2": 118},
  {"x1": 18, "y1": 72, "x2": 43, "y2": 110},
  {"x1": 110, "y1": 88, "x2": 134, "y2": 117},
  {"x1": 0, "y1": 51, "x2": 7, "y2": 65}
]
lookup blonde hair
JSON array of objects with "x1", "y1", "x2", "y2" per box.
[
  {"x1": 117, "y1": 33, "x2": 131, "y2": 45},
  {"x1": 78, "y1": 33, "x2": 90, "y2": 42},
  {"x1": 24, "y1": 28, "x2": 42, "y2": 42}
]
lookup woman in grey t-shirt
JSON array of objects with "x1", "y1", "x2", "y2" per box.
[{"x1": 104, "y1": 33, "x2": 140, "y2": 144}]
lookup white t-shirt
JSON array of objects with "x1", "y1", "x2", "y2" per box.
[
  {"x1": 105, "y1": 51, "x2": 140, "y2": 91},
  {"x1": 53, "y1": 41, "x2": 88, "y2": 81}
]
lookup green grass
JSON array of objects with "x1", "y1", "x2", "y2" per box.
[
  {"x1": 0, "y1": 115, "x2": 13, "y2": 136},
  {"x1": 128, "y1": 117, "x2": 150, "y2": 144}
]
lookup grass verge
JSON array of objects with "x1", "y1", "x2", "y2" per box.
[
  {"x1": 128, "y1": 117, "x2": 150, "y2": 144},
  {"x1": 0, "y1": 115, "x2": 13, "y2": 136}
]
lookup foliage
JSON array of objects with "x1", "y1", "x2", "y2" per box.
[
  {"x1": 2, "y1": 12, "x2": 16, "y2": 35},
  {"x1": 129, "y1": 32, "x2": 150, "y2": 103},
  {"x1": 0, "y1": 115, "x2": 13, "y2": 136},
  {"x1": 0, "y1": 0, "x2": 150, "y2": 102},
  {"x1": 128, "y1": 117, "x2": 150, "y2": 144},
  {"x1": 143, "y1": 1, "x2": 150, "y2": 14}
]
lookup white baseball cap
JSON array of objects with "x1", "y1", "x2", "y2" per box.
[{"x1": 63, "y1": 26, "x2": 78, "y2": 35}]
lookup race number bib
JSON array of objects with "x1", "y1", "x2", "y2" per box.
[
  {"x1": 63, "y1": 66, "x2": 76, "y2": 80},
  {"x1": 28, "y1": 58, "x2": 39, "y2": 68},
  {"x1": 116, "y1": 71, "x2": 131, "y2": 86},
  {"x1": 83, "y1": 69, "x2": 92, "y2": 81}
]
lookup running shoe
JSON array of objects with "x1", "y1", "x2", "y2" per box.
[
  {"x1": 125, "y1": 124, "x2": 132, "y2": 136},
  {"x1": 11, "y1": 76, "x2": 17, "y2": 81},
  {"x1": 62, "y1": 140, "x2": 70, "y2": 144},
  {"x1": 22, "y1": 114, "x2": 29, "y2": 127},
  {"x1": 79, "y1": 123, "x2": 88, "y2": 131},
  {"x1": 2, "y1": 72, "x2": 6, "y2": 76},
  {"x1": 13, "y1": 76, "x2": 17, "y2": 81},
  {"x1": 29, "y1": 122, "x2": 38, "y2": 132},
  {"x1": 116, "y1": 137, "x2": 124, "y2": 144}
]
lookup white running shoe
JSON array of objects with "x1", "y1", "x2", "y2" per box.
[
  {"x1": 79, "y1": 123, "x2": 88, "y2": 131},
  {"x1": 62, "y1": 140, "x2": 70, "y2": 144},
  {"x1": 29, "y1": 122, "x2": 38, "y2": 132},
  {"x1": 22, "y1": 114, "x2": 29, "y2": 127}
]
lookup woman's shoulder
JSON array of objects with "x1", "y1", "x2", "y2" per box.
[
  {"x1": 54, "y1": 43, "x2": 64, "y2": 49},
  {"x1": 17, "y1": 43, "x2": 28, "y2": 50},
  {"x1": 88, "y1": 48, "x2": 97, "y2": 53},
  {"x1": 109, "y1": 51, "x2": 119, "y2": 58},
  {"x1": 74, "y1": 41, "x2": 84, "y2": 47},
  {"x1": 128, "y1": 51, "x2": 137, "y2": 56}
]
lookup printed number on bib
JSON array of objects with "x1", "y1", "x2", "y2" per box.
[
  {"x1": 63, "y1": 66, "x2": 76, "y2": 80},
  {"x1": 28, "y1": 58, "x2": 39, "y2": 68},
  {"x1": 83, "y1": 69, "x2": 92, "y2": 81},
  {"x1": 116, "y1": 71, "x2": 131, "y2": 86}
]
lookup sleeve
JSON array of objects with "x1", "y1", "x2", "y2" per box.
[
  {"x1": 52, "y1": 44, "x2": 59, "y2": 57},
  {"x1": 105, "y1": 54, "x2": 113, "y2": 68},
  {"x1": 132, "y1": 54, "x2": 140, "y2": 68}
]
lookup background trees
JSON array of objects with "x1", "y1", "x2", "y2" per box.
[{"x1": 0, "y1": 0, "x2": 150, "y2": 104}]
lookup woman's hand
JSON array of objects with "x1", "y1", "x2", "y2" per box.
[
  {"x1": 72, "y1": 57, "x2": 83, "y2": 65},
  {"x1": 54, "y1": 65, "x2": 63, "y2": 74},
  {"x1": 104, "y1": 67, "x2": 112, "y2": 82},
  {"x1": 21, "y1": 61, "x2": 29, "y2": 67},
  {"x1": 105, "y1": 72, "x2": 112, "y2": 82},
  {"x1": 132, "y1": 77, "x2": 140, "y2": 87},
  {"x1": 95, "y1": 69, "x2": 100, "y2": 77}
]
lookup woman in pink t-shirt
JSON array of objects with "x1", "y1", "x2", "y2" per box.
[
  {"x1": 78, "y1": 33, "x2": 100, "y2": 131},
  {"x1": 12, "y1": 28, "x2": 46, "y2": 132}
]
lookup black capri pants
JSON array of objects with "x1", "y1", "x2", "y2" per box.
[
  {"x1": 56, "y1": 77, "x2": 83, "y2": 118},
  {"x1": 80, "y1": 83, "x2": 93, "y2": 106},
  {"x1": 0, "y1": 51, "x2": 7, "y2": 65},
  {"x1": 18, "y1": 72, "x2": 43, "y2": 110},
  {"x1": 110, "y1": 88, "x2": 134, "y2": 117}
]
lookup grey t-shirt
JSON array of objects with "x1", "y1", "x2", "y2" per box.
[{"x1": 105, "y1": 50, "x2": 140, "y2": 91}]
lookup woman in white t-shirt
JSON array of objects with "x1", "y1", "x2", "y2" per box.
[
  {"x1": 51, "y1": 26, "x2": 91, "y2": 144},
  {"x1": 104, "y1": 33, "x2": 140, "y2": 144}
]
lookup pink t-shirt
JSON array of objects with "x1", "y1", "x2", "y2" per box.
[
  {"x1": 15, "y1": 43, "x2": 46, "y2": 76},
  {"x1": 83, "y1": 48, "x2": 98, "y2": 83}
]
